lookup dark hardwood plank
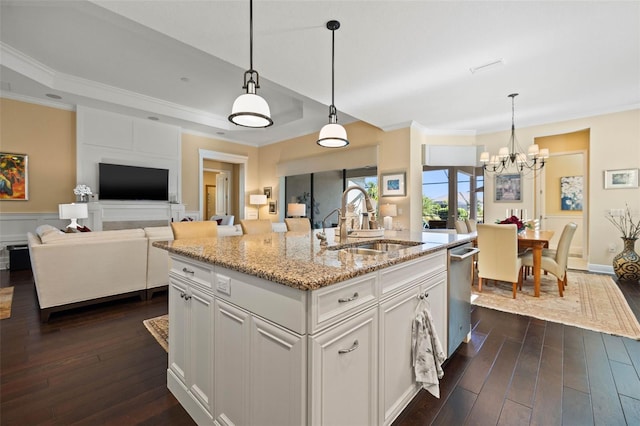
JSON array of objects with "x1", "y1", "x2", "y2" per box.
[
  {"x1": 530, "y1": 345, "x2": 563, "y2": 426},
  {"x1": 506, "y1": 320, "x2": 545, "y2": 407},
  {"x1": 610, "y1": 360, "x2": 640, "y2": 400},
  {"x1": 563, "y1": 325, "x2": 589, "y2": 394},
  {"x1": 431, "y1": 386, "x2": 476, "y2": 426},
  {"x1": 603, "y1": 333, "x2": 632, "y2": 364},
  {"x1": 465, "y1": 339, "x2": 522, "y2": 425},
  {"x1": 620, "y1": 395, "x2": 640, "y2": 426},
  {"x1": 497, "y1": 399, "x2": 531, "y2": 426},
  {"x1": 561, "y1": 386, "x2": 594, "y2": 426},
  {"x1": 583, "y1": 329, "x2": 627, "y2": 425}
]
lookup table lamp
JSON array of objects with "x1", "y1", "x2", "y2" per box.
[
  {"x1": 379, "y1": 203, "x2": 397, "y2": 230},
  {"x1": 250, "y1": 194, "x2": 267, "y2": 219},
  {"x1": 287, "y1": 203, "x2": 306, "y2": 218},
  {"x1": 59, "y1": 203, "x2": 88, "y2": 229}
]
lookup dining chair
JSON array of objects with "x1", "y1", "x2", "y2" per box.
[
  {"x1": 476, "y1": 223, "x2": 523, "y2": 298},
  {"x1": 171, "y1": 220, "x2": 218, "y2": 240},
  {"x1": 284, "y1": 218, "x2": 311, "y2": 232},
  {"x1": 240, "y1": 219, "x2": 273, "y2": 235},
  {"x1": 520, "y1": 222, "x2": 577, "y2": 297},
  {"x1": 454, "y1": 220, "x2": 468, "y2": 234},
  {"x1": 465, "y1": 218, "x2": 477, "y2": 232}
]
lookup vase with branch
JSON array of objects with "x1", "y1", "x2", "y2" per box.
[{"x1": 606, "y1": 204, "x2": 640, "y2": 282}]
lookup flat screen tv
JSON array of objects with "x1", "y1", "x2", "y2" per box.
[{"x1": 99, "y1": 163, "x2": 169, "y2": 201}]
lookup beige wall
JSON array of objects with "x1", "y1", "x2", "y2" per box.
[{"x1": 0, "y1": 98, "x2": 76, "y2": 212}]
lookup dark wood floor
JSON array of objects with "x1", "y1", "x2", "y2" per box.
[{"x1": 2, "y1": 269, "x2": 640, "y2": 425}]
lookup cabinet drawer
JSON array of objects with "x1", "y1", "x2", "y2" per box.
[
  {"x1": 380, "y1": 251, "x2": 446, "y2": 298},
  {"x1": 170, "y1": 256, "x2": 213, "y2": 290},
  {"x1": 310, "y1": 273, "x2": 378, "y2": 333}
]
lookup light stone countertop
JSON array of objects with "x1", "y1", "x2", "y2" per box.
[{"x1": 154, "y1": 230, "x2": 475, "y2": 291}]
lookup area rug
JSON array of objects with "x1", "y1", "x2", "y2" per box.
[
  {"x1": 472, "y1": 271, "x2": 640, "y2": 340},
  {"x1": 0, "y1": 287, "x2": 14, "y2": 320},
  {"x1": 143, "y1": 314, "x2": 168, "y2": 352}
]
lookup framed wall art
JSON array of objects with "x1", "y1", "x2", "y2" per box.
[
  {"x1": 263, "y1": 186, "x2": 272, "y2": 199},
  {"x1": 604, "y1": 168, "x2": 639, "y2": 189},
  {"x1": 494, "y1": 173, "x2": 521, "y2": 202},
  {"x1": 0, "y1": 153, "x2": 28, "y2": 201},
  {"x1": 268, "y1": 200, "x2": 277, "y2": 215},
  {"x1": 560, "y1": 175, "x2": 583, "y2": 211},
  {"x1": 381, "y1": 172, "x2": 406, "y2": 197}
]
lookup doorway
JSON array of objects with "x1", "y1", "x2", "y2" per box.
[{"x1": 199, "y1": 149, "x2": 248, "y2": 222}]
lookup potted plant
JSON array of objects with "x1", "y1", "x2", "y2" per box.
[{"x1": 606, "y1": 204, "x2": 640, "y2": 282}]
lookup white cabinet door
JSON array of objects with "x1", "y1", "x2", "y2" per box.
[
  {"x1": 310, "y1": 307, "x2": 378, "y2": 426},
  {"x1": 168, "y1": 278, "x2": 188, "y2": 385},
  {"x1": 249, "y1": 316, "x2": 306, "y2": 426},
  {"x1": 214, "y1": 299, "x2": 251, "y2": 426},
  {"x1": 419, "y1": 271, "x2": 447, "y2": 358},
  {"x1": 187, "y1": 286, "x2": 214, "y2": 415},
  {"x1": 378, "y1": 286, "x2": 422, "y2": 426}
]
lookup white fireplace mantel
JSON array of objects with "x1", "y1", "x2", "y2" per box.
[{"x1": 87, "y1": 201, "x2": 185, "y2": 231}]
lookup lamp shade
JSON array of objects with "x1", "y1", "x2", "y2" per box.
[
  {"x1": 59, "y1": 203, "x2": 88, "y2": 229},
  {"x1": 379, "y1": 204, "x2": 397, "y2": 218},
  {"x1": 317, "y1": 123, "x2": 349, "y2": 148},
  {"x1": 250, "y1": 194, "x2": 267, "y2": 205},
  {"x1": 229, "y1": 92, "x2": 273, "y2": 128},
  {"x1": 287, "y1": 203, "x2": 306, "y2": 217}
]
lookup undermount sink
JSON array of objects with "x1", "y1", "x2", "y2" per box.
[{"x1": 331, "y1": 240, "x2": 422, "y2": 255}]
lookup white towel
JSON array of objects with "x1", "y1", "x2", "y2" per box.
[{"x1": 412, "y1": 306, "x2": 446, "y2": 398}]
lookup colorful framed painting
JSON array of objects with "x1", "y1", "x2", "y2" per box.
[
  {"x1": 381, "y1": 172, "x2": 406, "y2": 197},
  {"x1": 494, "y1": 173, "x2": 521, "y2": 202},
  {"x1": 560, "y1": 176, "x2": 583, "y2": 211},
  {"x1": 0, "y1": 153, "x2": 28, "y2": 200},
  {"x1": 604, "y1": 168, "x2": 639, "y2": 189}
]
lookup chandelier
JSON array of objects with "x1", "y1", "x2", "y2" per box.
[{"x1": 480, "y1": 93, "x2": 549, "y2": 175}]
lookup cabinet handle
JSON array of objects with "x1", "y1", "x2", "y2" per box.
[
  {"x1": 182, "y1": 267, "x2": 195, "y2": 275},
  {"x1": 338, "y1": 340, "x2": 359, "y2": 354},
  {"x1": 338, "y1": 292, "x2": 359, "y2": 303},
  {"x1": 418, "y1": 291, "x2": 430, "y2": 300},
  {"x1": 180, "y1": 292, "x2": 185, "y2": 299},
  {"x1": 184, "y1": 294, "x2": 192, "y2": 301}
]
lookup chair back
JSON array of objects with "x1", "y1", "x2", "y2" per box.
[
  {"x1": 476, "y1": 223, "x2": 521, "y2": 283},
  {"x1": 171, "y1": 221, "x2": 218, "y2": 240},
  {"x1": 240, "y1": 219, "x2": 273, "y2": 235},
  {"x1": 454, "y1": 220, "x2": 468, "y2": 234},
  {"x1": 554, "y1": 222, "x2": 578, "y2": 273},
  {"x1": 210, "y1": 215, "x2": 234, "y2": 226},
  {"x1": 285, "y1": 218, "x2": 311, "y2": 232},
  {"x1": 465, "y1": 218, "x2": 477, "y2": 232}
]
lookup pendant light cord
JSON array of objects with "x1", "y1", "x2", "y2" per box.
[
  {"x1": 249, "y1": 0, "x2": 254, "y2": 72},
  {"x1": 331, "y1": 27, "x2": 335, "y2": 108}
]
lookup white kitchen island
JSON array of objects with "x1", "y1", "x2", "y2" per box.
[{"x1": 155, "y1": 230, "x2": 473, "y2": 426}]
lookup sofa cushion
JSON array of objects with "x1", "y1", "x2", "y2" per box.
[
  {"x1": 144, "y1": 226, "x2": 174, "y2": 240},
  {"x1": 36, "y1": 224, "x2": 63, "y2": 240}
]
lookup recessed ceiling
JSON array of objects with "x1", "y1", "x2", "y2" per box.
[{"x1": 1, "y1": 1, "x2": 638, "y2": 147}]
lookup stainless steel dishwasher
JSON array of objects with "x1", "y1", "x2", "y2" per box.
[{"x1": 447, "y1": 242, "x2": 479, "y2": 356}]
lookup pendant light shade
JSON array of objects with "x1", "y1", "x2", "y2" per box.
[
  {"x1": 228, "y1": 0, "x2": 273, "y2": 128},
  {"x1": 317, "y1": 20, "x2": 348, "y2": 148}
]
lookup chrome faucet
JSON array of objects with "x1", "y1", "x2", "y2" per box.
[
  {"x1": 339, "y1": 186, "x2": 377, "y2": 241},
  {"x1": 316, "y1": 207, "x2": 342, "y2": 246}
]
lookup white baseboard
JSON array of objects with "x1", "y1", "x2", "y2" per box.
[{"x1": 588, "y1": 263, "x2": 614, "y2": 275}]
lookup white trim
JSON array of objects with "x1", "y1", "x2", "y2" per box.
[
  {"x1": 1, "y1": 93, "x2": 76, "y2": 111},
  {"x1": 588, "y1": 264, "x2": 614, "y2": 275},
  {"x1": 181, "y1": 129, "x2": 259, "y2": 148}
]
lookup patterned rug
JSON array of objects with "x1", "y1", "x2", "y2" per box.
[
  {"x1": 143, "y1": 314, "x2": 168, "y2": 352},
  {"x1": 0, "y1": 287, "x2": 14, "y2": 320},
  {"x1": 472, "y1": 271, "x2": 640, "y2": 340}
]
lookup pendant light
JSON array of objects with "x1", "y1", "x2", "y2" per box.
[
  {"x1": 228, "y1": 0, "x2": 273, "y2": 128},
  {"x1": 317, "y1": 20, "x2": 349, "y2": 148}
]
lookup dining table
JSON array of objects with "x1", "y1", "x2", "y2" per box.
[{"x1": 518, "y1": 229, "x2": 554, "y2": 297}]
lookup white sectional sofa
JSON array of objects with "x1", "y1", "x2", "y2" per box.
[{"x1": 27, "y1": 222, "x2": 283, "y2": 321}]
